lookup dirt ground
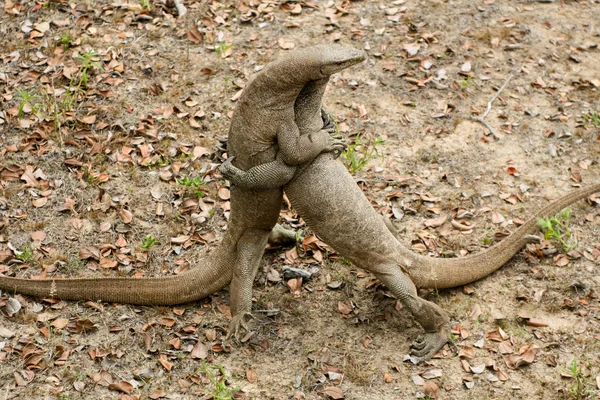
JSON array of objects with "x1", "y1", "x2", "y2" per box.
[{"x1": 1, "y1": 0, "x2": 600, "y2": 399}]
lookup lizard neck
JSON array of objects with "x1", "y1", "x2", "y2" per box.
[{"x1": 245, "y1": 59, "x2": 323, "y2": 108}]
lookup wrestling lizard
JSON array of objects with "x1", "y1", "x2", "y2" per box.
[
  {"x1": 1, "y1": 45, "x2": 599, "y2": 362},
  {"x1": 216, "y1": 47, "x2": 600, "y2": 361},
  {"x1": 223, "y1": 44, "x2": 365, "y2": 335}
]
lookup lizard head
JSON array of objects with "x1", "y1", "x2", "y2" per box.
[{"x1": 309, "y1": 45, "x2": 366, "y2": 79}]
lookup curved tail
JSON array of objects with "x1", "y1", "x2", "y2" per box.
[
  {"x1": 406, "y1": 184, "x2": 600, "y2": 289},
  {"x1": 0, "y1": 253, "x2": 234, "y2": 306}
]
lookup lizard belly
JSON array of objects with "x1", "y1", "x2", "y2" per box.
[{"x1": 285, "y1": 153, "x2": 402, "y2": 272}]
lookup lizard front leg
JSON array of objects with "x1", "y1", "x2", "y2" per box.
[
  {"x1": 220, "y1": 156, "x2": 297, "y2": 190},
  {"x1": 277, "y1": 120, "x2": 346, "y2": 165},
  {"x1": 319, "y1": 106, "x2": 347, "y2": 158}
]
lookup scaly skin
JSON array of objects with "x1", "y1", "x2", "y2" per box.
[{"x1": 221, "y1": 45, "x2": 365, "y2": 337}]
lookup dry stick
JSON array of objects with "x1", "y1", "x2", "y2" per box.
[{"x1": 471, "y1": 74, "x2": 514, "y2": 140}]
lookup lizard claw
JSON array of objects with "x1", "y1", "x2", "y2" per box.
[
  {"x1": 220, "y1": 156, "x2": 238, "y2": 180},
  {"x1": 221, "y1": 156, "x2": 236, "y2": 169},
  {"x1": 523, "y1": 234, "x2": 541, "y2": 244},
  {"x1": 321, "y1": 106, "x2": 336, "y2": 132},
  {"x1": 326, "y1": 139, "x2": 347, "y2": 159},
  {"x1": 408, "y1": 331, "x2": 452, "y2": 363},
  {"x1": 225, "y1": 311, "x2": 255, "y2": 341}
]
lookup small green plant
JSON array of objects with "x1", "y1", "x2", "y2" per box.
[
  {"x1": 56, "y1": 394, "x2": 75, "y2": 400},
  {"x1": 565, "y1": 358, "x2": 595, "y2": 400},
  {"x1": 458, "y1": 75, "x2": 473, "y2": 88},
  {"x1": 82, "y1": 169, "x2": 102, "y2": 186},
  {"x1": 140, "y1": 235, "x2": 157, "y2": 250},
  {"x1": 193, "y1": 363, "x2": 240, "y2": 400},
  {"x1": 58, "y1": 31, "x2": 72, "y2": 51},
  {"x1": 339, "y1": 256, "x2": 352, "y2": 265},
  {"x1": 16, "y1": 88, "x2": 41, "y2": 118},
  {"x1": 145, "y1": 155, "x2": 170, "y2": 168},
  {"x1": 16, "y1": 245, "x2": 34, "y2": 262},
  {"x1": 214, "y1": 41, "x2": 232, "y2": 58},
  {"x1": 481, "y1": 237, "x2": 493, "y2": 246},
  {"x1": 141, "y1": 0, "x2": 151, "y2": 10},
  {"x1": 582, "y1": 110, "x2": 600, "y2": 128},
  {"x1": 177, "y1": 175, "x2": 205, "y2": 197},
  {"x1": 74, "y1": 48, "x2": 101, "y2": 89},
  {"x1": 537, "y1": 208, "x2": 577, "y2": 251},
  {"x1": 342, "y1": 133, "x2": 384, "y2": 174}
]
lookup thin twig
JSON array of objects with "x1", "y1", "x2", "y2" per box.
[
  {"x1": 472, "y1": 116, "x2": 501, "y2": 140},
  {"x1": 471, "y1": 74, "x2": 514, "y2": 140},
  {"x1": 482, "y1": 74, "x2": 513, "y2": 118}
]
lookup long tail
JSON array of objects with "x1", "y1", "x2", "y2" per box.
[
  {"x1": 0, "y1": 248, "x2": 235, "y2": 306},
  {"x1": 406, "y1": 184, "x2": 600, "y2": 289}
]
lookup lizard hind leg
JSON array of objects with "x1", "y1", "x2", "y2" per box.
[
  {"x1": 226, "y1": 229, "x2": 271, "y2": 340},
  {"x1": 373, "y1": 264, "x2": 451, "y2": 363}
]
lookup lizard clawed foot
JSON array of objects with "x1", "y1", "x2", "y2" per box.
[
  {"x1": 219, "y1": 156, "x2": 240, "y2": 180},
  {"x1": 409, "y1": 331, "x2": 452, "y2": 364},
  {"x1": 225, "y1": 311, "x2": 255, "y2": 341},
  {"x1": 325, "y1": 137, "x2": 347, "y2": 159},
  {"x1": 221, "y1": 156, "x2": 236, "y2": 168},
  {"x1": 321, "y1": 106, "x2": 336, "y2": 132}
]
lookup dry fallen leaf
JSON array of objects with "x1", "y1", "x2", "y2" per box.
[
  {"x1": 119, "y1": 209, "x2": 133, "y2": 224},
  {"x1": 423, "y1": 381, "x2": 439, "y2": 398},
  {"x1": 31, "y1": 197, "x2": 48, "y2": 208},
  {"x1": 30, "y1": 231, "x2": 45, "y2": 242},
  {"x1": 337, "y1": 301, "x2": 352, "y2": 315},
  {"x1": 191, "y1": 341, "x2": 208, "y2": 359},
  {"x1": 109, "y1": 381, "x2": 134, "y2": 394},
  {"x1": 321, "y1": 386, "x2": 344, "y2": 399},
  {"x1": 287, "y1": 277, "x2": 302, "y2": 295},
  {"x1": 218, "y1": 187, "x2": 230, "y2": 200},
  {"x1": 278, "y1": 37, "x2": 295, "y2": 50},
  {"x1": 246, "y1": 368, "x2": 258, "y2": 383},
  {"x1": 157, "y1": 354, "x2": 173, "y2": 372}
]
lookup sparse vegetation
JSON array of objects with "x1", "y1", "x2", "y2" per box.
[
  {"x1": 74, "y1": 48, "x2": 101, "y2": 89},
  {"x1": 193, "y1": 363, "x2": 240, "y2": 400},
  {"x1": 58, "y1": 31, "x2": 72, "y2": 51},
  {"x1": 214, "y1": 40, "x2": 232, "y2": 58},
  {"x1": 177, "y1": 175, "x2": 206, "y2": 197},
  {"x1": 565, "y1": 358, "x2": 595, "y2": 400},
  {"x1": 582, "y1": 110, "x2": 600, "y2": 128},
  {"x1": 140, "y1": 235, "x2": 158, "y2": 250},
  {"x1": 481, "y1": 237, "x2": 494, "y2": 246},
  {"x1": 16, "y1": 88, "x2": 41, "y2": 118},
  {"x1": 342, "y1": 133, "x2": 384, "y2": 174},
  {"x1": 458, "y1": 75, "x2": 473, "y2": 88},
  {"x1": 537, "y1": 208, "x2": 577, "y2": 251},
  {"x1": 16, "y1": 245, "x2": 34, "y2": 262}
]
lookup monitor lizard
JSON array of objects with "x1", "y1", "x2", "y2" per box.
[{"x1": 1, "y1": 45, "x2": 598, "y2": 362}]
